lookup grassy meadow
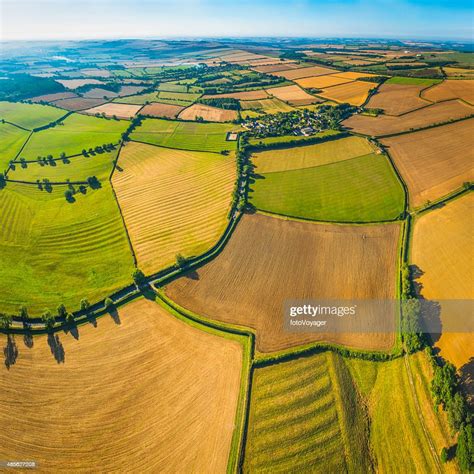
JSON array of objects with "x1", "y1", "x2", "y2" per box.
[
  {"x1": 18, "y1": 113, "x2": 128, "y2": 160},
  {"x1": 0, "y1": 101, "x2": 66, "y2": 130},
  {"x1": 250, "y1": 152, "x2": 405, "y2": 222},
  {"x1": 0, "y1": 122, "x2": 30, "y2": 171},
  {"x1": 0, "y1": 181, "x2": 134, "y2": 314},
  {"x1": 130, "y1": 118, "x2": 238, "y2": 152}
]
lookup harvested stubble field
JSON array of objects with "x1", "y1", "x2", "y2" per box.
[
  {"x1": 250, "y1": 138, "x2": 404, "y2": 222},
  {"x1": 265, "y1": 84, "x2": 318, "y2": 105},
  {"x1": 381, "y1": 119, "x2": 474, "y2": 208},
  {"x1": 55, "y1": 78, "x2": 105, "y2": 89},
  {"x1": 82, "y1": 88, "x2": 119, "y2": 99},
  {"x1": 443, "y1": 67, "x2": 474, "y2": 78},
  {"x1": 366, "y1": 83, "x2": 432, "y2": 115},
  {"x1": 139, "y1": 102, "x2": 185, "y2": 118},
  {"x1": 240, "y1": 97, "x2": 294, "y2": 114},
  {"x1": 295, "y1": 75, "x2": 353, "y2": 89},
  {"x1": 19, "y1": 113, "x2": 128, "y2": 160},
  {"x1": 332, "y1": 71, "x2": 378, "y2": 80},
  {"x1": 342, "y1": 99, "x2": 474, "y2": 136},
  {"x1": 421, "y1": 79, "x2": 474, "y2": 105},
  {"x1": 0, "y1": 298, "x2": 243, "y2": 473},
  {"x1": 83, "y1": 102, "x2": 143, "y2": 119},
  {"x1": 178, "y1": 103, "x2": 238, "y2": 122},
  {"x1": 9, "y1": 148, "x2": 119, "y2": 183},
  {"x1": 131, "y1": 118, "x2": 238, "y2": 152},
  {"x1": 166, "y1": 213, "x2": 400, "y2": 353},
  {"x1": 385, "y1": 77, "x2": 442, "y2": 86},
  {"x1": 0, "y1": 182, "x2": 134, "y2": 314},
  {"x1": 411, "y1": 194, "x2": 474, "y2": 368},
  {"x1": 270, "y1": 65, "x2": 338, "y2": 80},
  {"x1": 244, "y1": 352, "x2": 371, "y2": 473},
  {"x1": 346, "y1": 353, "x2": 458, "y2": 473},
  {"x1": 318, "y1": 80, "x2": 376, "y2": 106},
  {"x1": 0, "y1": 122, "x2": 30, "y2": 170},
  {"x1": 30, "y1": 91, "x2": 78, "y2": 103},
  {"x1": 0, "y1": 101, "x2": 65, "y2": 130},
  {"x1": 203, "y1": 89, "x2": 269, "y2": 100},
  {"x1": 53, "y1": 97, "x2": 107, "y2": 111},
  {"x1": 112, "y1": 142, "x2": 235, "y2": 273}
]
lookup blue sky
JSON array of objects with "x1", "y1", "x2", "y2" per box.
[{"x1": 1, "y1": 0, "x2": 472, "y2": 41}]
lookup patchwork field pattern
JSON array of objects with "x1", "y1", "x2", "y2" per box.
[
  {"x1": 270, "y1": 65, "x2": 338, "y2": 80},
  {"x1": 139, "y1": 102, "x2": 185, "y2": 118},
  {"x1": 83, "y1": 103, "x2": 143, "y2": 119},
  {"x1": 203, "y1": 90, "x2": 269, "y2": 100},
  {"x1": 240, "y1": 97, "x2": 294, "y2": 114},
  {"x1": 166, "y1": 213, "x2": 400, "y2": 353},
  {"x1": 411, "y1": 194, "x2": 474, "y2": 368},
  {"x1": 0, "y1": 182, "x2": 134, "y2": 314},
  {"x1": 381, "y1": 119, "x2": 474, "y2": 208},
  {"x1": 0, "y1": 298, "x2": 243, "y2": 473},
  {"x1": 318, "y1": 81, "x2": 376, "y2": 106},
  {"x1": 130, "y1": 118, "x2": 238, "y2": 152},
  {"x1": 112, "y1": 142, "x2": 235, "y2": 273}
]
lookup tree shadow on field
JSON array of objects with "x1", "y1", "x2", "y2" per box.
[
  {"x1": 87, "y1": 312, "x2": 97, "y2": 328},
  {"x1": 64, "y1": 324, "x2": 80, "y2": 340},
  {"x1": 23, "y1": 332, "x2": 34, "y2": 349},
  {"x1": 108, "y1": 307, "x2": 121, "y2": 325},
  {"x1": 141, "y1": 283, "x2": 157, "y2": 301},
  {"x1": 184, "y1": 269, "x2": 200, "y2": 280},
  {"x1": 47, "y1": 333, "x2": 65, "y2": 364},
  {"x1": 4, "y1": 335, "x2": 19, "y2": 369}
]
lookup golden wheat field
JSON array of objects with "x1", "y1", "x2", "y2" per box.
[
  {"x1": 166, "y1": 213, "x2": 400, "y2": 353},
  {"x1": 0, "y1": 298, "x2": 243, "y2": 472},
  {"x1": 381, "y1": 119, "x2": 474, "y2": 208},
  {"x1": 83, "y1": 102, "x2": 143, "y2": 119},
  {"x1": 319, "y1": 81, "x2": 376, "y2": 106},
  {"x1": 112, "y1": 141, "x2": 235, "y2": 273},
  {"x1": 295, "y1": 75, "x2": 353, "y2": 89},
  {"x1": 411, "y1": 193, "x2": 474, "y2": 369},
  {"x1": 265, "y1": 84, "x2": 318, "y2": 105}
]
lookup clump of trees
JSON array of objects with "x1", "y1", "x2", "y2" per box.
[
  {"x1": 132, "y1": 268, "x2": 146, "y2": 287},
  {"x1": 0, "y1": 173, "x2": 6, "y2": 189},
  {"x1": 175, "y1": 254, "x2": 188, "y2": 269},
  {"x1": 41, "y1": 310, "x2": 56, "y2": 331},
  {"x1": 198, "y1": 97, "x2": 240, "y2": 110}
]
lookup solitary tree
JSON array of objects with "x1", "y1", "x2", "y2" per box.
[
  {"x1": 57, "y1": 304, "x2": 67, "y2": 319},
  {"x1": 132, "y1": 268, "x2": 146, "y2": 287},
  {"x1": 41, "y1": 310, "x2": 56, "y2": 331},
  {"x1": 0, "y1": 313, "x2": 12, "y2": 330},
  {"x1": 18, "y1": 305, "x2": 28, "y2": 321},
  {"x1": 175, "y1": 253, "x2": 188, "y2": 269},
  {"x1": 80, "y1": 298, "x2": 90, "y2": 312},
  {"x1": 104, "y1": 298, "x2": 114, "y2": 310}
]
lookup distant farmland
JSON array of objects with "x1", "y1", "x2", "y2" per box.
[
  {"x1": 0, "y1": 101, "x2": 65, "y2": 130},
  {"x1": 381, "y1": 119, "x2": 474, "y2": 208},
  {"x1": 112, "y1": 142, "x2": 235, "y2": 273},
  {"x1": 0, "y1": 298, "x2": 243, "y2": 472},
  {"x1": 166, "y1": 213, "x2": 400, "y2": 353}
]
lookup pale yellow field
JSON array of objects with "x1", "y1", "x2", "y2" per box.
[
  {"x1": 178, "y1": 103, "x2": 238, "y2": 122},
  {"x1": 0, "y1": 298, "x2": 243, "y2": 472},
  {"x1": 319, "y1": 81, "x2": 376, "y2": 106},
  {"x1": 333, "y1": 71, "x2": 379, "y2": 79},
  {"x1": 265, "y1": 84, "x2": 318, "y2": 105},
  {"x1": 422, "y1": 79, "x2": 474, "y2": 105},
  {"x1": 295, "y1": 75, "x2": 353, "y2": 89},
  {"x1": 252, "y1": 136, "x2": 375, "y2": 173},
  {"x1": 270, "y1": 65, "x2": 338, "y2": 80},
  {"x1": 112, "y1": 141, "x2": 236, "y2": 273},
  {"x1": 83, "y1": 102, "x2": 143, "y2": 119},
  {"x1": 443, "y1": 67, "x2": 474, "y2": 78},
  {"x1": 411, "y1": 194, "x2": 474, "y2": 368}
]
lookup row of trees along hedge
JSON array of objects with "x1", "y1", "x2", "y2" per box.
[{"x1": 197, "y1": 97, "x2": 240, "y2": 110}]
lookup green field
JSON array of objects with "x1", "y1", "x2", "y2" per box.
[
  {"x1": 18, "y1": 113, "x2": 128, "y2": 160},
  {"x1": 0, "y1": 181, "x2": 134, "y2": 314},
  {"x1": 158, "y1": 81, "x2": 201, "y2": 93},
  {"x1": 0, "y1": 122, "x2": 30, "y2": 171},
  {"x1": 154, "y1": 91, "x2": 201, "y2": 105},
  {"x1": 248, "y1": 130, "x2": 342, "y2": 147},
  {"x1": 250, "y1": 152, "x2": 405, "y2": 222},
  {"x1": 0, "y1": 101, "x2": 66, "y2": 130},
  {"x1": 240, "y1": 97, "x2": 294, "y2": 114},
  {"x1": 114, "y1": 92, "x2": 160, "y2": 105},
  {"x1": 346, "y1": 354, "x2": 456, "y2": 473},
  {"x1": 385, "y1": 77, "x2": 443, "y2": 86},
  {"x1": 8, "y1": 148, "x2": 119, "y2": 183},
  {"x1": 244, "y1": 352, "x2": 371, "y2": 473},
  {"x1": 131, "y1": 118, "x2": 238, "y2": 152}
]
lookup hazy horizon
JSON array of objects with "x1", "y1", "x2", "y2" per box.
[{"x1": 1, "y1": 0, "x2": 472, "y2": 42}]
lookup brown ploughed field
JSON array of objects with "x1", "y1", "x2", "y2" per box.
[{"x1": 139, "y1": 102, "x2": 185, "y2": 118}]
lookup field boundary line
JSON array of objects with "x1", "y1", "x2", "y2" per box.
[
  {"x1": 4, "y1": 129, "x2": 33, "y2": 176},
  {"x1": 1, "y1": 119, "x2": 31, "y2": 132},
  {"x1": 411, "y1": 185, "x2": 473, "y2": 216},
  {"x1": 404, "y1": 354, "x2": 443, "y2": 473},
  {"x1": 109, "y1": 142, "x2": 138, "y2": 266},
  {"x1": 129, "y1": 138, "x2": 234, "y2": 155},
  {"x1": 253, "y1": 208, "x2": 404, "y2": 226}
]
